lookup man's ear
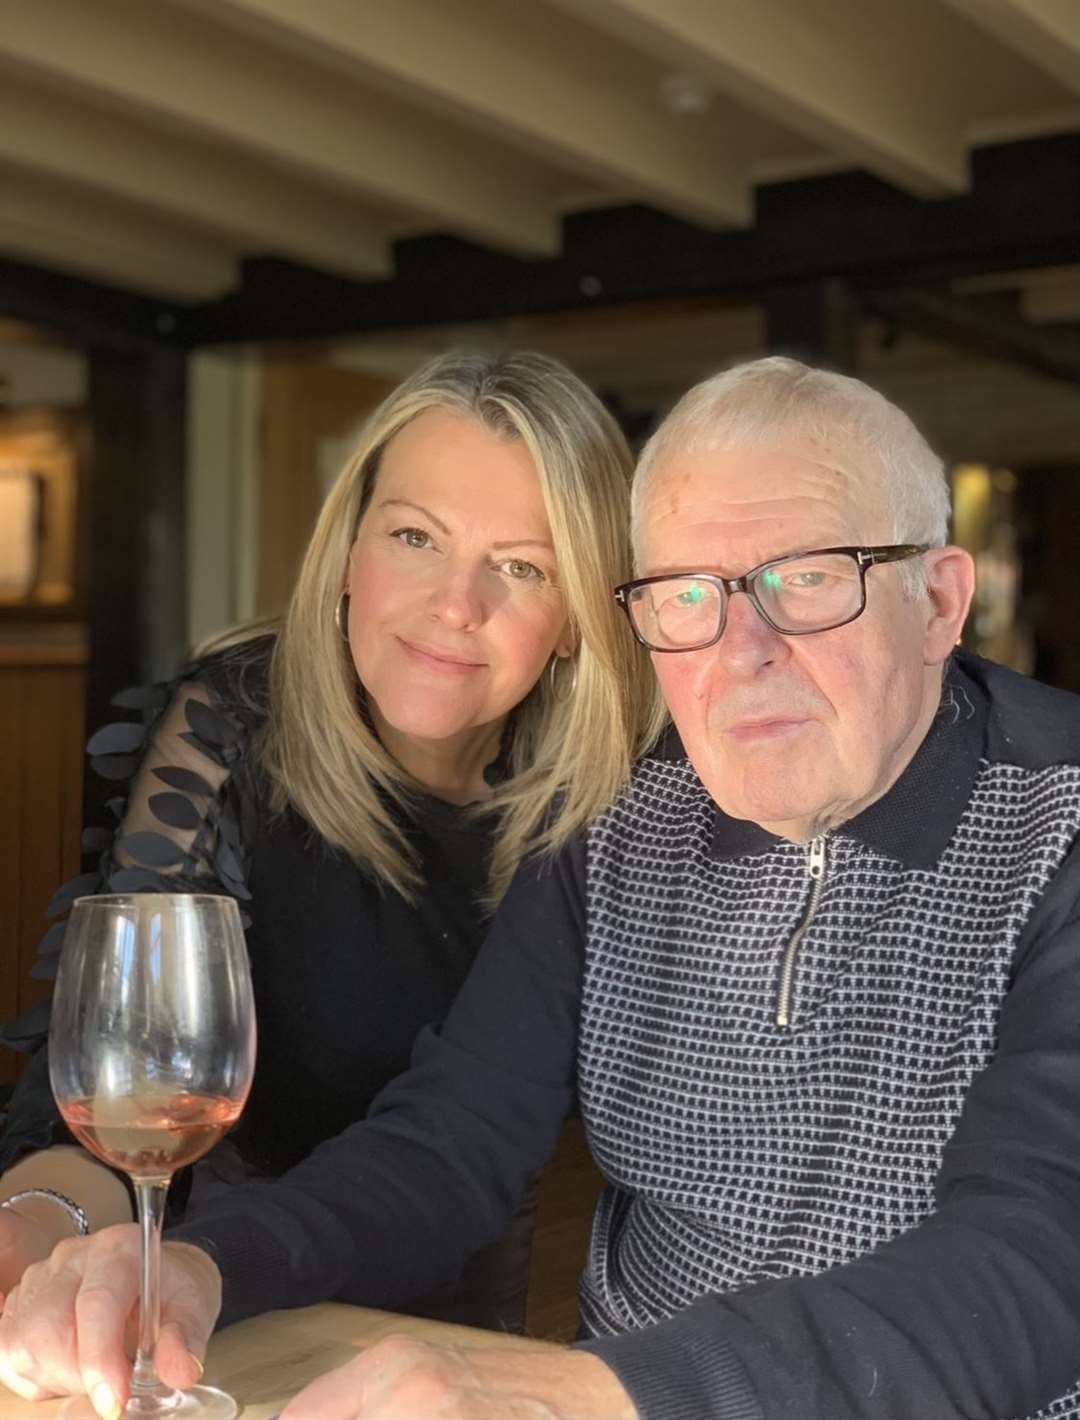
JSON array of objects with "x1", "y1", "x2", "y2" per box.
[{"x1": 921, "y1": 545, "x2": 976, "y2": 666}]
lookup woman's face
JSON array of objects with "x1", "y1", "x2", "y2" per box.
[{"x1": 344, "y1": 408, "x2": 573, "y2": 743}]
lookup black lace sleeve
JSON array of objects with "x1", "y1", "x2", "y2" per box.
[{"x1": 0, "y1": 659, "x2": 260, "y2": 1176}]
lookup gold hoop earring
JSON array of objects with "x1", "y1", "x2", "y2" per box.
[
  {"x1": 548, "y1": 654, "x2": 578, "y2": 703},
  {"x1": 335, "y1": 591, "x2": 350, "y2": 642}
]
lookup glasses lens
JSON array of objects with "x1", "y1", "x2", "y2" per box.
[
  {"x1": 753, "y1": 553, "x2": 862, "y2": 632},
  {"x1": 628, "y1": 577, "x2": 723, "y2": 649}
]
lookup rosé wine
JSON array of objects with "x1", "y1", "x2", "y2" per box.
[{"x1": 62, "y1": 1091, "x2": 241, "y2": 1178}]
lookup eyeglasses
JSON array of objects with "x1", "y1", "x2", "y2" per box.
[{"x1": 614, "y1": 544, "x2": 929, "y2": 653}]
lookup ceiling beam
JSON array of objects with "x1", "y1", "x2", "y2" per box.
[
  {"x1": 1023, "y1": 276, "x2": 1080, "y2": 323},
  {"x1": 175, "y1": 0, "x2": 751, "y2": 227},
  {"x1": 554, "y1": 0, "x2": 968, "y2": 196},
  {"x1": 0, "y1": 77, "x2": 391, "y2": 281},
  {"x1": 0, "y1": 0, "x2": 560, "y2": 256},
  {"x1": 0, "y1": 258, "x2": 167, "y2": 350},
  {"x1": 954, "y1": 264, "x2": 1080, "y2": 322},
  {"x1": 5, "y1": 134, "x2": 1075, "y2": 354},
  {"x1": 861, "y1": 284, "x2": 1080, "y2": 387},
  {"x1": 0, "y1": 167, "x2": 239, "y2": 301},
  {"x1": 940, "y1": 0, "x2": 1080, "y2": 96},
  {"x1": 173, "y1": 134, "x2": 1080, "y2": 346}
]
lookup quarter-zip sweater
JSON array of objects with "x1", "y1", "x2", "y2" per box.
[{"x1": 171, "y1": 653, "x2": 1080, "y2": 1420}]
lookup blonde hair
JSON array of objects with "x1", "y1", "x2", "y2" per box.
[
  {"x1": 633, "y1": 356, "x2": 950, "y2": 598},
  {"x1": 256, "y1": 350, "x2": 665, "y2": 903}
]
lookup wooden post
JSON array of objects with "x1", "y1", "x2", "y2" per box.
[{"x1": 85, "y1": 347, "x2": 188, "y2": 732}]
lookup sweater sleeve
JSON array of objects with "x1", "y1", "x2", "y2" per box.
[
  {"x1": 580, "y1": 833, "x2": 1080, "y2": 1420},
  {"x1": 0, "y1": 669, "x2": 254, "y2": 1177},
  {"x1": 167, "y1": 837, "x2": 587, "y2": 1327}
]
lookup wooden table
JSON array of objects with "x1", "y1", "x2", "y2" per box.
[{"x1": 0, "y1": 1303, "x2": 555, "y2": 1418}]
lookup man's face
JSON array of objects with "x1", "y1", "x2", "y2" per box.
[{"x1": 641, "y1": 442, "x2": 955, "y2": 841}]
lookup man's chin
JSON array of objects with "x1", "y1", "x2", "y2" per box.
[{"x1": 709, "y1": 774, "x2": 828, "y2": 835}]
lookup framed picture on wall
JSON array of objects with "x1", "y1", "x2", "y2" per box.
[
  {"x1": 0, "y1": 410, "x2": 81, "y2": 614},
  {"x1": 0, "y1": 467, "x2": 41, "y2": 600}
]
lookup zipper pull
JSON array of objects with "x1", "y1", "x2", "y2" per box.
[
  {"x1": 807, "y1": 834, "x2": 827, "y2": 880},
  {"x1": 776, "y1": 836, "x2": 829, "y2": 1030}
]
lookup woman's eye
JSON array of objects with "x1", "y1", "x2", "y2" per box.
[
  {"x1": 392, "y1": 527, "x2": 433, "y2": 550},
  {"x1": 499, "y1": 558, "x2": 545, "y2": 583},
  {"x1": 787, "y1": 570, "x2": 829, "y2": 589}
]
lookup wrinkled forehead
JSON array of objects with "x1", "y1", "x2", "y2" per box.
[{"x1": 639, "y1": 436, "x2": 893, "y2": 558}]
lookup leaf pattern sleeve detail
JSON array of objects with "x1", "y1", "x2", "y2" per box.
[{"x1": 111, "y1": 682, "x2": 245, "y2": 894}]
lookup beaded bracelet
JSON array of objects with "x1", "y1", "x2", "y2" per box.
[{"x1": 1, "y1": 1187, "x2": 91, "y2": 1237}]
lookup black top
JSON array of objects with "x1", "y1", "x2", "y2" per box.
[
  {"x1": 239, "y1": 778, "x2": 496, "y2": 1175},
  {"x1": 167, "y1": 654, "x2": 1080, "y2": 1420}
]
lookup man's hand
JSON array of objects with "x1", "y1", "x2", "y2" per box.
[
  {"x1": 280, "y1": 1334, "x2": 639, "y2": 1419},
  {"x1": 0, "y1": 1223, "x2": 221, "y2": 1419}
]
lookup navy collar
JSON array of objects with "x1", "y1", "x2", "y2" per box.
[{"x1": 705, "y1": 654, "x2": 987, "y2": 868}]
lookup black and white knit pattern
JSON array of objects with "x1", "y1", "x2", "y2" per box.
[{"x1": 578, "y1": 755, "x2": 1080, "y2": 1418}]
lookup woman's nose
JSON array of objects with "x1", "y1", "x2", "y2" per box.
[{"x1": 426, "y1": 564, "x2": 486, "y2": 631}]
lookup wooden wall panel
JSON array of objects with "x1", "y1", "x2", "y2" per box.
[
  {"x1": 257, "y1": 360, "x2": 395, "y2": 617},
  {"x1": 526, "y1": 1119, "x2": 605, "y2": 1341},
  {"x1": 0, "y1": 637, "x2": 87, "y2": 1084},
  {"x1": 0, "y1": 670, "x2": 22, "y2": 1052}
]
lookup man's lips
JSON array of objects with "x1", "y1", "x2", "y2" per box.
[
  {"x1": 398, "y1": 637, "x2": 486, "y2": 672},
  {"x1": 723, "y1": 716, "x2": 810, "y2": 740}
]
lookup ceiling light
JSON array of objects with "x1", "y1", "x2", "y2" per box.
[{"x1": 659, "y1": 72, "x2": 713, "y2": 116}]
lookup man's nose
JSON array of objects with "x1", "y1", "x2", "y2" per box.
[
  {"x1": 426, "y1": 564, "x2": 486, "y2": 631},
  {"x1": 713, "y1": 590, "x2": 787, "y2": 674}
]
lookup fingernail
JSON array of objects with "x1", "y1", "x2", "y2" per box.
[
  {"x1": 91, "y1": 1382, "x2": 120, "y2": 1420},
  {"x1": 190, "y1": 1351, "x2": 205, "y2": 1378}
]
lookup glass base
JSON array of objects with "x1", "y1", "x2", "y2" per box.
[{"x1": 60, "y1": 1384, "x2": 238, "y2": 1420}]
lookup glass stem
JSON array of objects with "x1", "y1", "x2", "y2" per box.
[{"x1": 131, "y1": 1177, "x2": 172, "y2": 1399}]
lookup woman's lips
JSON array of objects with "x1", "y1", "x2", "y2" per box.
[{"x1": 398, "y1": 638, "x2": 486, "y2": 674}]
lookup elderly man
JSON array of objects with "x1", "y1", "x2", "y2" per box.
[{"x1": 4, "y1": 357, "x2": 1080, "y2": 1420}]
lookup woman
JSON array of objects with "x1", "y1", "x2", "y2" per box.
[{"x1": 0, "y1": 349, "x2": 663, "y2": 1329}]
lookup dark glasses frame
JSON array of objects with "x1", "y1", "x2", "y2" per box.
[{"x1": 613, "y1": 544, "x2": 931, "y2": 652}]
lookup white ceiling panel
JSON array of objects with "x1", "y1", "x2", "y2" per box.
[{"x1": 0, "y1": 0, "x2": 1073, "y2": 300}]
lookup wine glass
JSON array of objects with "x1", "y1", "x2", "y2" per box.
[{"x1": 49, "y1": 894, "x2": 256, "y2": 1419}]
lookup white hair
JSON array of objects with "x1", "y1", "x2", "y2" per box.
[{"x1": 632, "y1": 357, "x2": 951, "y2": 597}]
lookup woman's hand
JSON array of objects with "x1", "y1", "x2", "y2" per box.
[
  {"x1": 280, "y1": 1334, "x2": 638, "y2": 1419},
  {"x1": 0, "y1": 1223, "x2": 221, "y2": 1419},
  {"x1": 0, "y1": 1204, "x2": 66, "y2": 1300},
  {"x1": 0, "y1": 1145, "x2": 136, "y2": 1300}
]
